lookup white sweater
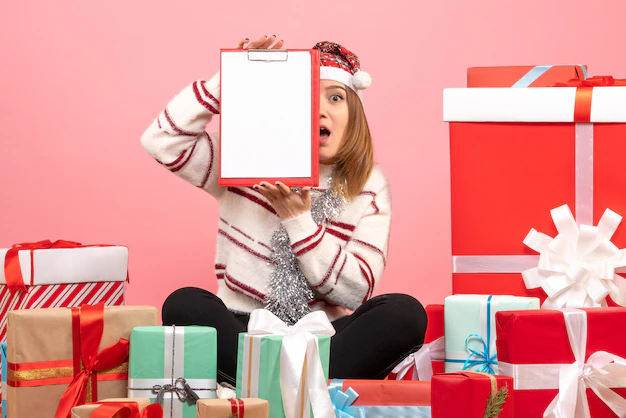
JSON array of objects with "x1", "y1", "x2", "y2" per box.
[{"x1": 141, "y1": 73, "x2": 392, "y2": 321}]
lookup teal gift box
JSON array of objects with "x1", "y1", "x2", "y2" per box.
[
  {"x1": 236, "y1": 332, "x2": 331, "y2": 418},
  {"x1": 128, "y1": 325, "x2": 217, "y2": 418},
  {"x1": 444, "y1": 294, "x2": 539, "y2": 374}
]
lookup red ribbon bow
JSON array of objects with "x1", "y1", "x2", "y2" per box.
[
  {"x1": 553, "y1": 76, "x2": 626, "y2": 122},
  {"x1": 90, "y1": 402, "x2": 164, "y2": 418},
  {"x1": 54, "y1": 302, "x2": 131, "y2": 418},
  {"x1": 3, "y1": 239, "x2": 129, "y2": 294},
  {"x1": 229, "y1": 398, "x2": 246, "y2": 418}
]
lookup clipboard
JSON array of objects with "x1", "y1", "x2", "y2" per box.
[{"x1": 219, "y1": 48, "x2": 320, "y2": 187}]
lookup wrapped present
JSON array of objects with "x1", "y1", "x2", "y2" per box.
[
  {"x1": 496, "y1": 307, "x2": 626, "y2": 417},
  {"x1": 70, "y1": 398, "x2": 161, "y2": 418},
  {"x1": 444, "y1": 295, "x2": 538, "y2": 373},
  {"x1": 0, "y1": 240, "x2": 128, "y2": 344},
  {"x1": 328, "y1": 379, "x2": 431, "y2": 417},
  {"x1": 389, "y1": 304, "x2": 444, "y2": 381},
  {"x1": 196, "y1": 398, "x2": 268, "y2": 418},
  {"x1": 431, "y1": 371, "x2": 513, "y2": 417},
  {"x1": 127, "y1": 326, "x2": 217, "y2": 418},
  {"x1": 5, "y1": 303, "x2": 158, "y2": 418},
  {"x1": 445, "y1": 75, "x2": 626, "y2": 303},
  {"x1": 467, "y1": 65, "x2": 587, "y2": 87},
  {"x1": 236, "y1": 310, "x2": 334, "y2": 418}
]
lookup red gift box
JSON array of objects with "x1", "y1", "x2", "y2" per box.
[
  {"x1": 467, "y1": 65, "x2": 587, "y2": 88},
  {"x1": 496, "y1": 308, "x2": 626, "y2": 417},
  {"x1": 431, "y1": 371, "x2": 513, "y2": 418},
  {"x1": 388, "y1": 304, "x2": 444, "y2": 380},
  {"x1": 445, "y1": 76, "x2": 626, "y2": 304}
]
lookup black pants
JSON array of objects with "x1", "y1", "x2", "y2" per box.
[{"x1": 162, "y1": 288, "x2": 427, "y2": 386}]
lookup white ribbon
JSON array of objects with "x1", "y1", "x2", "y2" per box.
[
  {"x1": 247, "y1": 309, "x2": 336, "y2": 418},
  {"x1": 499, "y1": 309, "x2": 626, "y2": 418},
  {"x1": 391, "y1": 336, "x2": 444, "y2": 381},
  {"x1": 522, "y1": 204, "x2": 626, "y2": 308}
]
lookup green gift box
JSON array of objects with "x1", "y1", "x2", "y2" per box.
[
  {"x1": 444, "y1": 294, "x2": 539, "y2": 374},
  {"x1": 236, "y1": 333, "x2": 331, "y2": 418},
  {"x1": 128, "y1": 325, "x2": 217, "y2": 418}
]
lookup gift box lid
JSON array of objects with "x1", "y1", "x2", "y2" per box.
[
  {"x1": 0, "y1": 246, "x2": 128, "y2": 286},
  {"x1": 467, "y1": 65, "x2": 587, "y2": 88},
  {"x1": 443, "y1": 86, "x2": 626, "y2": 122}
]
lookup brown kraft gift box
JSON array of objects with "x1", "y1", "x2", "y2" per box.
[{"x1": 5, "y1": 305, "x2": 158, "y2": 418}]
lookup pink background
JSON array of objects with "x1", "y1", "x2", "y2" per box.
[{"x1": 2, "y1": 1, "x2": 625, "y2": 314}]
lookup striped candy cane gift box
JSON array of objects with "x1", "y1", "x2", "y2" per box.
[{"x1": 0, "y1": 240, "x2": 128, "y2": 345}]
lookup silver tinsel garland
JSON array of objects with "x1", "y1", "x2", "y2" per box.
[{"x1": 264, "y1": 175, "x2": 346, "y2": 325}]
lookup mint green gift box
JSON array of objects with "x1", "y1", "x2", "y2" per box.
[
  {"x1": 444, "y1": 294, "x2": 539, "y2": 374},
  {"x1": 128, "y1": 325, "x2": 217, "y2": 418},
  {"x1": 236, "y1": 333, "x2": 331, "y2": 418}
]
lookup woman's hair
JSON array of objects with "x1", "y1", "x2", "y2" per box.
[{"x1": 331, "y1": 87, "x2": 374, "y2": 200}]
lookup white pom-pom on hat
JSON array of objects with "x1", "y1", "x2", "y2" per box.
[{"x1": 352, "y1": 70, "x2": 372, "y2": 90}]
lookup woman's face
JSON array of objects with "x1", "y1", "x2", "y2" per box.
[{"x1": 319, "y1": 79, "x2": 349, "y2": 164}]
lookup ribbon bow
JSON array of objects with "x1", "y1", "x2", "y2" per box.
[
  {"x1": 90, "y1": 402, "x2": 164, "y2": 418},
  {"x1": 54, "y1": 302, "x2": 131, "y2": 418},
  {"x1": 462, "y1": 334, "x2": 497, "y2": 374},
  {"x1": 553, "y1": 76, "x2": 626, "y2": 87},
  {"x1": 152, "y1": 377, "x2": 200, "y2": 405},
  {"x1": 3, "y1": 240, "x2": 83, "y2": 293},
  {"x1": 328, "y1": 382, "x2": 359, "y2": 418},
  {"x1": 391, "y1": 336, "x2": 444, "y2": 380},
  {"x1": 522, "y1": 204, "x2": 626, "y2": 308},
  {"x1": 247, "y1": 309, "x2": 336, "y2": 418},
  {"x1": 544, "y1": 309, "x2": 626, "y2": 418}
]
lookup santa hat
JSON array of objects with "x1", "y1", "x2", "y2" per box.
[{"x1": 313, "y1": 41, "x2": 371, "y2": 98}]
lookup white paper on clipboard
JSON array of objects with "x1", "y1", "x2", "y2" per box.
[{"x1": 220, "y1": 50, "x2": 314, "y2": 180}]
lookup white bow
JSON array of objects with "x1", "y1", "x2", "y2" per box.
[
  {"x1": 543, "y1": 309, "x2": 626, "y2": 418},
  {"x1": 391, "y1": 337, "x2": 444, "y2": 381},
  {"x1": 522, "y1": 204, "x2": 626, "y2": 308},
  {"x1": 248, "y1": 309, "x2": 336, "y2": 418}
]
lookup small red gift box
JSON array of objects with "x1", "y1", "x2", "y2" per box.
[
  {"x1": 431, "y1": 371, "x2": 513, "y2": 418},
  {"x1": 496, "y1": 308, "x2": 626, "y2": 417},
  {"x1": 467, "y1": 65, "x2": 587, "y2": 87},
  {"x1": 388, "y1": 304, "x2": 444, "y2": 380}
]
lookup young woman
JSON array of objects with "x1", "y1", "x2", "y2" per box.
[{"x1": 141, "y1": 35, "x2": 427, "y2": 386}]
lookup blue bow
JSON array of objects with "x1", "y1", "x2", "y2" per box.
[
  {"x1": 462, "y1": 333, "x2": 497, "y2": 374},
  {"x1": 328, "y1": 380, "x2": 359, "y2": 418}
]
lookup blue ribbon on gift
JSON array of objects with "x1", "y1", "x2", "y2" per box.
[
  {"x1": 511, "y1": 64, "x2": 588, "y2": 88},
  {"x1": 328, "y1": 379, "x2": 432, "y2": 418},
  {"x1": 328, "y1": 380, "x2": 359, "y2": 418},
  {"x1": 461, "y1": 294, "x2": 497, "y2": 374}
]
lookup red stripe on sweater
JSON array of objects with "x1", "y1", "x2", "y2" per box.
[
  {"x1": 223, "y1": 272, "x2": 265, "y2": 301},
  {"x1": 219, "y1": 218, "x2": 229, "y2": 226},
  {"x1": 232, "y1": 226, "x2": 254, "y2": 242},
  {"x1": 352, "y1": 239, "x2": 386, "y2": 266},
  {"x1": 227, "y1": 187, "x2": 277, "y2": 215},
  {"x1": 200, "y1": 81, "x2": 220, "y2": 107},
  {"x1": 170, "y1": 142, "x2": 197, "y2": 173},
  {"x1": 164, "y1": 149, "x2": 187, "y2": 167},
  {"x1": 218, "y1": 229, "x2": 273, "y2": 263},
  {"x1": 323, "y1": 288, "x2": 334, "y2": 296},
  {"x1": 359, "y1": 191, "x2": 380, "y2": 214},
  {"x1": 163, "y1": 108, "x2": 202, "y2": 136},
  {"x1": 314, "y1": 247, "x2": 342, "y2": 289},
  {"x1": 335, "y1": 255, "x2": 348, "y2": 285},
  {"x1": 215, "y1": 264, "x2": 226, "y2": 270},
  {"x1": 355, "y1": 254, "x2": 375, "y2": 300},
  {"x1": 258, "y1": 242, "x2": 274, "y2": 252},
  {"x1": 157, "y1": 117, "x2": 162, "y2": 129},
  {"x1": 193, "y1": 81, "x2": 219, "y2": 114},
  {"x1": 292, "y1": 225, "x2": 324, "y2": 249},
  {"x1": 295, "y1": 229, "x2": 325, "y2": 256},
  {"x1": 326, "y1": 220, "x2": 355, "y2": 231},
  {"x1": 326, "y1": 228, "x2": 350, "y2": 241},
  {"x1": 199, "y1": 133, "x2": 214, "y2": 188}
]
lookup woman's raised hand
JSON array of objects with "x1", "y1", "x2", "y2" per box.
[{"x1": 235, "y1": 35, "x2": 284, "y2": 50}]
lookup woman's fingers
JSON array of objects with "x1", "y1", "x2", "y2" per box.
[
  {"x1": 235, "y1": 38, "x2": 249, "y2": 49},
  {"x1": 274, "y1": 181, "x2": 291, "y2": 196},
  {"x1": 272, "y1": 39, "x2": 285, "y2": 49}
]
